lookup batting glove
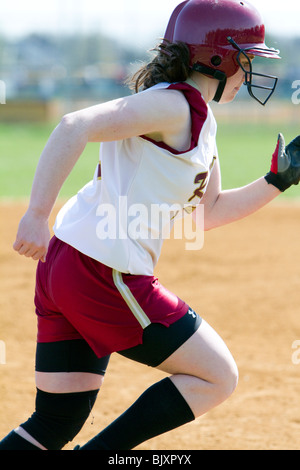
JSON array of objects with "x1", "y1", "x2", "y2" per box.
[{"x1": 265, "y1": 133, "x2": 300, "y2": 192}]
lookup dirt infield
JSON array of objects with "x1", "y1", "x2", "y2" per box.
[{"x1": 1, "y1": 200, "x2": 300, "y2": 450}]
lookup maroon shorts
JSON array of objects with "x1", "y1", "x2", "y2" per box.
[{"x1": 35, "y1": 237, "x2": 188, "y2": 358}]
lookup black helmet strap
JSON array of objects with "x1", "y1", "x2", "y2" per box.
[{"x1": 192, "y1": 63, "x2": 227, "y2": 102}]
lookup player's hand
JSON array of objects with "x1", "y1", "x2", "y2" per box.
[
  {"x1": 265, "y1": 133, "x2": 300, "y2": 192},
  {"x1": 13, "y1": 210, "x2": 50, "y2": 262}
]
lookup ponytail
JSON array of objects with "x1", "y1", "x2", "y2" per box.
[{"x1": 126, "y1": 41, "x2": 191, "y2": 93}]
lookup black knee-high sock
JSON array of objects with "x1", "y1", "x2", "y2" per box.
[{"x1": 78, "y1": 377, "x2": 195, "y2": 450}]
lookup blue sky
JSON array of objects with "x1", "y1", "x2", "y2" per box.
[{"x1": 1, "y1": 0, "x2": 299, "y2": 49}]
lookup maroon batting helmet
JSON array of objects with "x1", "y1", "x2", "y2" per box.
[{"x1": 164, "y1": 0, "x2": 281, "y2": 104}]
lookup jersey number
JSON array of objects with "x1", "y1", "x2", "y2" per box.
[{"x1": 188, "y1": 172, "x2": 209, "y2": 203}]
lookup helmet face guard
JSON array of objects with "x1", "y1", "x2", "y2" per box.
[{"x1": 227, "y1": 37, "x2": 279, "y2": 105}]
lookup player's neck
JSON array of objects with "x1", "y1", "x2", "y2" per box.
[{"x1": 186, "y1": 73, "x2": 218, "y2": 103}]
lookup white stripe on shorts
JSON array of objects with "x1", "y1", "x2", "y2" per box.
[{"x1": 112, "y1": 270, "x2": 151, "y2": 329}]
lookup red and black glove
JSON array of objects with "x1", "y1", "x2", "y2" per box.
[{"x1": 265, "y1": 133, "x2": 300, "y2": 192}]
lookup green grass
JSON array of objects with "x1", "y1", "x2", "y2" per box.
[
  {"x1": 0, "y1": 122, "x2": 100, "y2": 199},
  {"x1": 217, "y1": 121, "x2": 300, "y2": 198},
  {"x1": 0, "y1": 121, "x2": 300, "y2": 200}
]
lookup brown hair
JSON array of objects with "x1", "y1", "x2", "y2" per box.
[{"x1": 126, "y1": 41, "x2": 192, "y2": 93}]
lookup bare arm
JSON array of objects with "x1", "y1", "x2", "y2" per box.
[
  {"x1": 13, "y1": 89, "x2": 190, "y2": 262},
  {"x1": 13, "y1": 118, "x2": 87, "y2": 261},
  {"x1": 196, "y1": 133, "x2": 300, "y2": 231},
  {"x1": 193, "y1": 158, "x2": 280, "y2": 231}
]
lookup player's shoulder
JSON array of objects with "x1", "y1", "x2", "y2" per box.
[
  {"x1": 108, "y1": 83, "x2": 192, "y2": 140},
  {"x1": 143, "y1": 84, "x2": 191, "y2": 123}
]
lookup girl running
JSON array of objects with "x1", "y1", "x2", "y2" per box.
[{"x1": 1, "y1": 0, "x2": 300, "y2": 450}]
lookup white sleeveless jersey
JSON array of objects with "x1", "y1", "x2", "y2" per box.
[{"x1": 54, "y1": 82, "x2": 218, "y2": 275}]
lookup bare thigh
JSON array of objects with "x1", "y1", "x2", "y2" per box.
[
  {"x1": 158, "y1": 319, "x2": 237, "y2": 381},
  {"x1": 35, "y1": 372, "x2": 104, "y2": 393}
]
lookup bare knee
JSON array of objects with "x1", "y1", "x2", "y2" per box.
[
  {"x1": 170, "y1": 358, "x2": 238, "y2": 419},
  {"x1": 212, "y1": 359, "x2": 239, "y2": 404},
  {"x1": 193, "y1": 360, "x2": 238, "y2": 417},
  {"x1": 159, "y1": 320, "x2": 239, "y2": 417}
]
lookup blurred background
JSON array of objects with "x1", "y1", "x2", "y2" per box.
[{"x1": 0, "y1": 0, "x2": 299, "y2": 198}]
